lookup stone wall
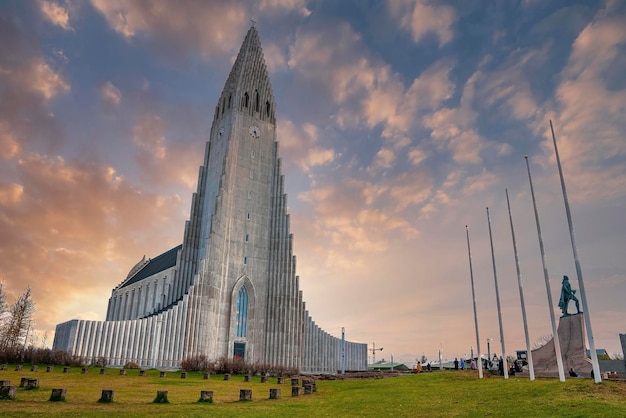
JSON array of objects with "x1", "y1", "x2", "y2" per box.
[{"x1": 531, "y1": 313, "x2": 592, "y2": 377}]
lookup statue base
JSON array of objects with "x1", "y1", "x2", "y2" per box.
[{"x1": 531, "y1": 313, "x2": 592, "y2": 377}]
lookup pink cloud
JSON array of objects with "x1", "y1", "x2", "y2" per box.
[{"x1": 388, "y1": 0, "x2": 458, "y2": 47}]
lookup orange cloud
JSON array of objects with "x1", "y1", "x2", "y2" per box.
[
  {"x1": 0, "y1": 153, "x2": 185, "y2": 333},
  {"x1": 125, "y1": 110, "x2": 203, "y2": 189},
  {"x1": 39, "y1": 0, "x2": 72, "y2": 31},
  {"x1": 277, "y1": 120, "x2": 335, "y2": 172}
]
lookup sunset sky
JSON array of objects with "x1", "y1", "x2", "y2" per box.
[{"x1": 1, "y1": 0, "x2": 625, "y2": 365}]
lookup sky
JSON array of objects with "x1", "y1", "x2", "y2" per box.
[{"x1": 1, "y1": 0, "x2": 625, "y2": 366}]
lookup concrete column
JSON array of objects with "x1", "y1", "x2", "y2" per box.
[
  {"x1": 92, "y1": 322, "x2": 103, "y2": 360},
  {"x1": 168, "y1": 308, "x2": 177, "y2": 368},
  {"x1": 106, "y1": 297, "x2": 113, "y2": 321},
  {"x1": 119, "y1": 321, "x2": 129, "y2": 365},
  {"x1": 109, "y1": 321, "x2": 119, "y2": 365},
  {"x1": 152, "y1": 280, "x2": 158, "y2": 312},
  {"x1": 86, "y1": 321, "x2": 97, "y2": 361}
]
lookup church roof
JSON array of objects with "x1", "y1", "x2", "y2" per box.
[
  {"x1": 221, "y1": 25, "x2": 274, "y2": 107},
  {"x1": 119, "y1": 244, "x2": 182, "y2": 289}
]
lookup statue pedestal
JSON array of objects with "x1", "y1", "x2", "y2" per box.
[{"x1": 531, "y1": 313, "x2": 592, "y2": 377}]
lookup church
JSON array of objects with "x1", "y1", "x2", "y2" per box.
[{"x1": 52, "y1": 26, "x2": 368, "y2": 373}]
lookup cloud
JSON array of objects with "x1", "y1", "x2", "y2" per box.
[
  {"x1": 126, "y1": 110, "x2": 202, "y2": 189},
  {"x1": 0, "y1": 12, "x2": 69, "y2": 156},
  {"x1": 387, "y1": 0, "x2": 457, "y2": 47},
  {"x1": 0, "y1": 124, "x2": 20, "y2": 160},
  {"x1": 39, "y1": 0, "x2": 72, "y2": 31},
  {"x1": 296, "y1": 166, "x2": 430, "y2": 265},
  {"x1": 473, "y1": 49, "x2": 547, "y2": 121},
  {"x1": 424, "y1": 107, "x2": 484, "y2": 164},
  {"x1": 371, "y1": 147, "x2": 395, "y2": 170},
  {"x1": 408, "y1": 147, "x2": 427, "y2": 166},
  {"x1": 259, "y1": 0, "x2": 311, "y2": 16},
  {"x1": 100, "y1": 81, "x2": 122, "y2": 106},
  {"x1": 0, "y1": 153, "x2": 184, "y2": 331},
  {"x1": 548, "y1": 5, "x2": 626, "y2": 201},
  {"x1": 262, "y1": 42, "x2": 288, "y2": 72},
  {"x1": 89, "y1": 0, "x2": 249, "y2": 60},
  {"x1": 23, "y1": 63, "x2": 70, "y2": 101},
  {"x1": 277, "y1": 120, "x2": 335, "y2": 172},
  {"x1": 0, "y1": 182, "x2": 23, "y2": 205},
  {"x1": 288, "y1": 24, "x2": 455, "y2": 175}
]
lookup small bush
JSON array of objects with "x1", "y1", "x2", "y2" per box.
[
  {"x1": 91, "y1": 356, "x2": 108, "y2": 368},
  {"x1": 124, "y1": 361, "x2": 140, "y2": 369}
]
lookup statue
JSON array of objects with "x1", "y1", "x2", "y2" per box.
[{"x1": 558, "y1": 275, "x2": 580, "y2": 316}]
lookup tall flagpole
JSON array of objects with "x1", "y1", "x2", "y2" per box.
[
  {"x1": 505, "y1": 189, "x2": 535, "y2": 381},
  {"x1": 525, "y1": 156, "x2": 565, "y2": 382},
  {"x1": 486, "y1": 207, "x2": 508, "y2": 379},
  {"x1": 549, "y1": 120, "x2": 601, "y2": 383},
  {"x1": 465, "y1": 225, "x2": 483, "y2": 378}
]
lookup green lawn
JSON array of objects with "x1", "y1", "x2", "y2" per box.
[{"x1": 0, "y1": 366, "x2": 624, "y2": 417}]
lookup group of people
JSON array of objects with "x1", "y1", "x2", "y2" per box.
[
  {"x1": 416, "y1": 355, "x2": 522, "y2": 374},
  {"x1": 452, "y1": 357, "x2": 477, "y2": 370}
]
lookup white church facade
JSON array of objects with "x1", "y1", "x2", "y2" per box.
[{"x1": 52, "y1": 27, "x2": 368, "y2": 373}]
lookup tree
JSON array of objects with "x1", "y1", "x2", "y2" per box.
[
  {"x1": 0, "y1": 284, "x2": 7, "y2": 314},
  {"x1": 0, "y1": 286, "x2": 36, "y2": 351}
]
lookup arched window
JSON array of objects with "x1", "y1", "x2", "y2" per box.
[
  {"x1": 221, "y1": 98, "x2": 225, "y2": 115},
  {"x1": 244, "y1": 92, "x2": 249, "y2": 108},
  {"x1": 255, "y1": 90, "x2": 260, "y2": 112},
  {"x1": 266, "y1": 101, "x2": 271, "y2": 118},
  {"x1": 228, "y1": 94, "x2": 232, "y2": 108},
  {"x1": 235, "y1": 287, "x2": 248, "y2": 337}
]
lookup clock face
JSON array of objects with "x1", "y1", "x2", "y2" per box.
[{"x1": 249, "y1": 125, "x2": 260, "y2": 138}]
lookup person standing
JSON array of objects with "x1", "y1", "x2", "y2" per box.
[
  {"x1": 416, "y1": 361, "x2": 422, "y2": 374},
  {"x1": 460, "y1": 358, "x2": 465, "y2": 370},
  {"x1": 454, "y1": 358, "x2": 459, "y2": 370}
]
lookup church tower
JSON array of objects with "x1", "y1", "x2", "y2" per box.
[
  {"x1": 180, "y1": 25, "x2": 282, "y2": 364},
  {"x1": 53, "y1": 27, "x2": 368, "y2": 373}
]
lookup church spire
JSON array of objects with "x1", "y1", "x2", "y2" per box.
[{"x1": 217, "y1": 26, "x2": 275, "y2": 124}]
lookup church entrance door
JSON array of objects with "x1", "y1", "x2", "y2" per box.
[{"x1": 234, "y1": 342, "x2": 245, "y2": 360}]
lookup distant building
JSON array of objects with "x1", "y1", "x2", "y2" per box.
[
  {"x1": 369, "y1": 361, "x2": 410, "y2": 371},
  {"x1": 52, "y1": 26, "x2": 367, "y2": 373},
  {"x1": 585, "y1": 349, "x2": 608, "y2": 357}
]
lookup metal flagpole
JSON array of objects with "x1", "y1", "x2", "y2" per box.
[
  {"x1": 525, "y1": 156, "x2": 566, "y2": 382},
  {"x1": 505, "y1": 189, "x2": 535, "y2": 381},
  {"x1": 465, "y1": 226, "x2": 483, "y2": 378},
  {"x1": 486, "y1": 207, "x2": 509, "y2": 379},
  {"x1": 549, "y1": 120, "x2": 602, "y2": 383},
  {"x1": 341, "y1": 327, "x2": 345, "y2": 374}
]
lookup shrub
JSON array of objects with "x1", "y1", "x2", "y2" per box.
[
  {"x1": 124, "y1": 361, "x2": 140, "y2": 369},
  {"x1": 180, "y1": 355, "x2": 298, "y2": 375},
  {"x1": 91, "y1": 356, "x2": 108, "y2": 368}
]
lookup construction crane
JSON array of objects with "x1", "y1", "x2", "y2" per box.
[{"x1": 370, "y1": 342, "x2": 383, "y2": 364}]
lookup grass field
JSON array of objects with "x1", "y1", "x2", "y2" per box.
[{"x1": 1, "y1": 365, "x2": 625, "y2": 417}]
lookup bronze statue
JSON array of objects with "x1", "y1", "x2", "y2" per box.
[{"x1": 558, "y1": 275, "x2": 580, "y2": 316}]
